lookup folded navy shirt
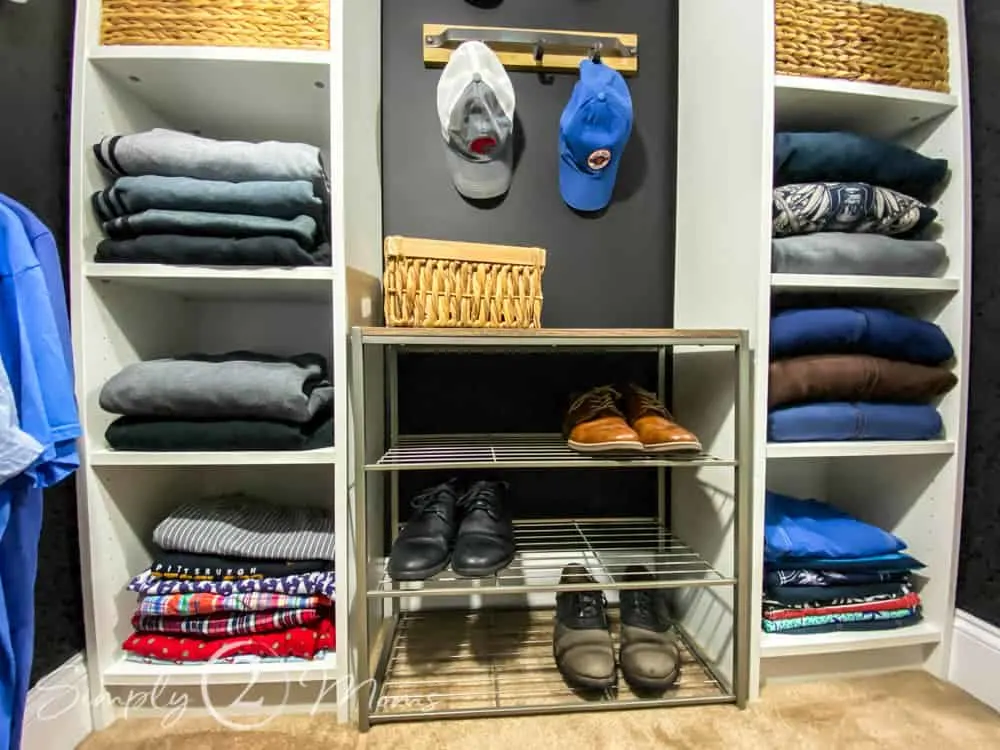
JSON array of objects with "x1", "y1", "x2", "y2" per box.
[
  {"x1": 764, "y1": 491, "x2": 905, "y2": 562},
  {"x1": 770, "y1": 307, "x2": 954, "y2": 365},
  {"x1": 774, "y1": 132, "x2": 948, "y2": 202},
  {"x1": 768, "y1": 402, "x2": 943, "y2": 442}
]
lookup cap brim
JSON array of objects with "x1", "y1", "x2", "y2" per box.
[
  {"x1": 444, "y1": 138, "x2": 513, "y2": 200},
  {"x1": 559, "y1": 150, "x2": 621, "y2": 212}
]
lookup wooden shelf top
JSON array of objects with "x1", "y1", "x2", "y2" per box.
[{"x1": 356, "y1": 327, "x2": 746, "y2": 348}]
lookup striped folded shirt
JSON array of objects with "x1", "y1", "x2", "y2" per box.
[
  {"x1": 138, "y1": 593, "x2": 327, "y2": 617},
  {"x1": 132, "y1": 608, "x2": 326, "y2": 637}
]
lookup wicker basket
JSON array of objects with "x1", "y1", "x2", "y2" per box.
[
  {"x1": 775, "y1": 0, "x2": 949, "y2": 93},
  {"x1": 383, "y1": 236, "x2": 546, "y2": 329},
  {"x1": 100, "y1": 1, "x2": 330, "y2": 50}
]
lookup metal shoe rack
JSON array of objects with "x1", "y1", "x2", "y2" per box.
[{"x1": 349, "y1": 327, "x2": 752, "y2": 730}]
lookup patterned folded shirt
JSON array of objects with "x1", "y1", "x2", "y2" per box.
[
  {"x1": 128, "y1": 569, "x2": 336, "y2": 599},
  {"x1": 764, "y1": 591, "x2": 920, "y2": 621},
  {"x1": 138, "y1": 592, "x2": 327, "y2": 617},
  {"x1": 132, "y1": 608, "x2": 325, "y2": 637},
  {"x1": 762, "y1": 606, "x2": 918, "y2": 633},
  {"x1": 123, "y1": 618, "x2": 335, "y2": 662}
]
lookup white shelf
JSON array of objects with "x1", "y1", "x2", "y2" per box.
[
  {"x1": 103, "y1": 651, "x2": 337, "y2": 687},
  {"x1": 89, "y1": 46, "x2": 331, "y2": 146},
  {"x1": 88, "y1": 447, "x2": 338, "y2": 467},
  {"x1": 85, "y1": 264, "x2": 335, "y2": 302},
  {"x1": 775, "y1": 75, "x2": 958, "y2": 139},
  {"x1": 767, "y1": 441, "x2": 956, "y2": 459},
  {"x1": 771, "y1": 274, "x2": 960, "y2": 295},
  {"x1": 760, "y1": 623, "x2": 942, "y2": 658}
]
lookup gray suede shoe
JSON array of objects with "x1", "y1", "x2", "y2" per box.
[
  {"x1": 553, "y1": 564, "x2": 616, "y2": 690},
  {"x1": 619, "y1": 565, "x2": 681, "y2": 691}
]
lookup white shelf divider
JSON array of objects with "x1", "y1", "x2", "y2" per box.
[
  {"x1": 775, "y1": 74, "x2": 958, "y2": 138},
  {"x1": 760, "y1": 623, "x2": 942, "y2": 659},
  {"x1": 766, "y1": 441, "x2": 957, "y2": 460},
  {"x1": 85, "y1": 263, "x2": 336, "y2": 301},
  {"x1": 771, "y1": 274, "x2": 960, "y2": 294},
  {"x1": 103, "y1": 652, "x2": 338, "y2": 687},
  {"x1": 88, "y1": 448, "x2": 338, "y2": 467}
]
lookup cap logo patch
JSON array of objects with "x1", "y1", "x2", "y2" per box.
[
  {"x1": 469, "y1": 136, "x2": 498, "y2": 155},
  {"x1": 587, "y1": 149, "x2": 612, "y2": 170}
]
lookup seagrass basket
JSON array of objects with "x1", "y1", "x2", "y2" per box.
[
  {"x1": 100, "y1": 1, "x2": 330, "y2": 50},
  {"x1": 383, "y1": 236, "x2": 546, "y2": 329},
  {"x1": 775, "y1": 0, "x2": 949, "y2": 93}
]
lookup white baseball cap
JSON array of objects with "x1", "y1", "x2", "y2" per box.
[{"x1": 436, "y1": 41, "x2": 516, "y2": 200}]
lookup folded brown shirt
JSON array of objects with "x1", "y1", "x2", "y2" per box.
[{"x1": 769, "y1": 354, "x2": 957, "y2": 409}]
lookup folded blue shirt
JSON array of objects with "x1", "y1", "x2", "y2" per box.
[
  {"x1": 768, "y1": 402, "x2": 943, "y2": 442},
  {"x1": 774, "y1": 132, "x2": 948, "y2": 202},
  {"x1": 770, "y1": 307, "x2": 954, "y2": 365},
  {"x1": 764, "y1": 491, "x2": 905, "y2": 562},
  {"x1": 766, "y1": 552, "x2": 926, "y2": 572}
]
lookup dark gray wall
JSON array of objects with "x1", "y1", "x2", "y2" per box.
[
  {"x1": 382, "y1": 0, "x2": 678, "y2": 518},
  {"x1": 957, "y1": 0, "x2": 1000, "y2": 628},
  {"x1": 0, "y1": 0, "x2": 85, "y2": 685}
]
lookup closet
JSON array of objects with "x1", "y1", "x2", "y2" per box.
[
  {"x1": 674, "y1": 0, "x2": 970, "y2": 695},
  {"x1": 68, "y1": 0, "x2": 374, "y2": 729},
  {"x1": 68, "y1": 0, "x2": 972, "y2": 731}
]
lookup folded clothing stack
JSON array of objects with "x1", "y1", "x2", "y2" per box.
[
  {"x1": 123, "y1": 495, "x2": 336, "y2": 665},
  {"x1": 93, "y1": 128, "x2": 330, "y2": 267},
  {"x1": 768, "y1": 307, "x2": 955, "y2": 442},
  {"x1": 763, "y1": 491, "x2": 924, "y2": 635},
  {"x1": 772, "y1": 132, "x2": 948, "y2": 276},
  {"x1": 99, "y1": 352, "x2": 334, "y2": 451}
]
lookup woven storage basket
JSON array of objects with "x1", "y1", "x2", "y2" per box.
[
  {"x1": 100, "y1": 1, "x2": 329, "y2": 50},
  {"x1": 383, "y1": 236, "x2": 546, "y2": 329},
  {"x1": 775, "y1": 0, "x2": 949, "y2": 93}
]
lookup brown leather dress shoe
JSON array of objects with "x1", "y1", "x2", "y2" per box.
[
  {"x1": 563, "y1": 386, "x2": 643, "y2": 453},
  {"x1": 625, "y1": 384, "x2": 702, "y2": 454}
]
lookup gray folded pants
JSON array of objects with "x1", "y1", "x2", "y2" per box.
[
  {"x1": 772, "y1": 233, "x2": 946, "y2": 276},
  {"x1": 100, "y1": 352, "x2": 334, "y2": 423},
  {"x1": 103, "y1": 209, "x2": 317, "y2": 248},
  {"x1": 93, "y1": 176, "x2": 321, "y2": 221},
  {"x1": 94, "y1": 128, "x2": 325, "y2": 183}
]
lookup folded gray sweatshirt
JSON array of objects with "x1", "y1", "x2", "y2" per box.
[
  {"x1": 153, "y1": 494, "x2": 335, "y2": 561},
  {"x1": 93, "y1": 176, "x2": 322, "y2": 221},
  {"x1": 103, "y1": 209, "x2": 317, "y2": 249},
  {"x1": 99, "y1": 352, "x2": 334, "y2": 424},
  {"x1": 772, "y1": 233, "x2": 947, "y2": 276},
  {"x1": 94, "y1": 128, "x2": 324, "y2": 183}
]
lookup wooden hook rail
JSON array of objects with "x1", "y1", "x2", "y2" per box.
[{"x1": 422, "y1": 24, "x2": 639, "y2": 75}]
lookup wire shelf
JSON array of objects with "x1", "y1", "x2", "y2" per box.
[
  {"x1": 368, "y1": 434, "x2": 735, "y2": 471},
  {"x1": 370, "y1": 519, "x2": 734, "y2": 598},
  {"x1": 371, "y1": 608, "x2": 733, "y2": 722}
]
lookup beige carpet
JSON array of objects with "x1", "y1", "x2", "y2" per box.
[{"x1": 78, "y1": 671, "x2": 1000, "y2": 750}]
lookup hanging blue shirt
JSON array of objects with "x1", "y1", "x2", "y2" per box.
[
  {"x1": 0, "y1": 197, "x2": 73, "y2": 378},
  {"x1": 0, "y1": 202, "x2": 79, "y2": 489}
]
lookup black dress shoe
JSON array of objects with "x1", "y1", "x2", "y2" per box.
[
  {"x1": 452, "y1": 480, "x2": 516, "y2": 577},
  {"x1": 387, "y1": 480, "x2": 461, "y2": 581}
]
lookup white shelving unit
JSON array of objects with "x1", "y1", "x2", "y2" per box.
[
  {"x1": 674, "y1": 0, "x2": 970, "y2": 698},
  {"x1": 68, "y1": 0, "x2": 383, "y2": 730}
]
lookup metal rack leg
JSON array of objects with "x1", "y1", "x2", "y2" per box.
[
  {"x1": 350, "y1": 329, "x2": 372, "y2": 730},
  {"x1": 733, "y1": 332, "x2": 753, "y2": 708},
  {"x1": 657, "y1": 345, "x2": 667, "y2": 534}
]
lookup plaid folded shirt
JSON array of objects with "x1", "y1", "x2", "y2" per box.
[
  {"x1": 132, "y1": 608, "x2": 325, "y2": 637},
  {"x1": 138, "y1": 593, "x2": 326, "y2": 617}
]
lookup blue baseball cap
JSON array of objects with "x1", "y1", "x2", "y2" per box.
[{"x1": 559, "y1": 60, "x2": 634, "y2": 212}]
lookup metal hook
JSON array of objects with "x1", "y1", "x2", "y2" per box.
[
  {"x1": 589, "y1": 44, "x2": 603, "y2": 64},
  {"x1": 533, "y1": 43, "x2": 544, "y2": 63}
]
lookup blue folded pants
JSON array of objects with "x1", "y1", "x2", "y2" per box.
[
  {"x1": 770, "y1": 307, "x2": 954, "y2": 365},
  {"x1": 768, "y1": 402, "x2": 943, "y2": 442}
]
